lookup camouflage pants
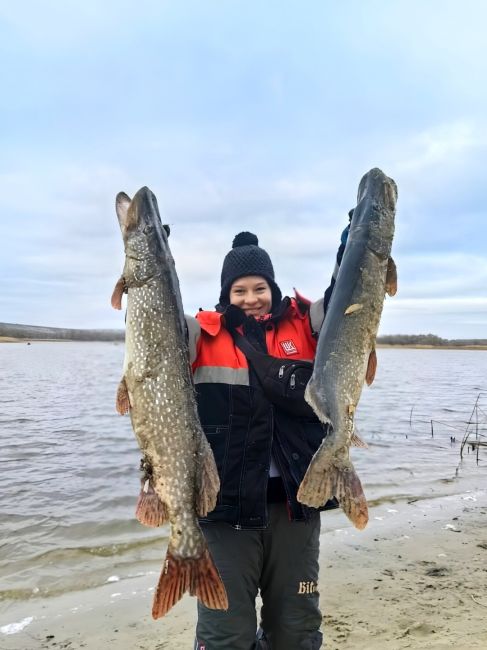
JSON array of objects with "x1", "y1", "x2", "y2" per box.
[{"x1": 195, "y1": 503, "x2": 323, "y2": 650}]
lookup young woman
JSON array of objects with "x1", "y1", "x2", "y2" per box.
[{"x1": 186, "y1": 228, "x2": 348, "y2": 650}]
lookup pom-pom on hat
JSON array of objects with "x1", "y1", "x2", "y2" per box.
[{"x1": 218, "y1": 232, "x2": 282, "y2": 310}]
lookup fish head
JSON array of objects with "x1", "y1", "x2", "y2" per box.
[
  {"x1": 116, "y1": 187, "x2": 170, "y2": 288},
  {"x1": 353, "y1": 168, "x2": 397, "y2": 259},
  {"x1": 356, "y1": 168, "x2": 397, "y2": 207}
]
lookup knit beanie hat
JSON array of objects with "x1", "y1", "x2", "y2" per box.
[{"x1": 218, "y1": 232, "x2": 282, "y2": 309}]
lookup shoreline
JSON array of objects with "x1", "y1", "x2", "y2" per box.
[
  {"x1": 0, "y1": 337, "x2": 124, "y2": 344},
  {"x1": 2, "y1": 488, "x2": 486, "y2": 650},
  {"x1": 2, "y1": 337, "x2": 487, "y2": 350},
  {"x1": 377, "y1": 343, "x2": 487, "y2": 350}
]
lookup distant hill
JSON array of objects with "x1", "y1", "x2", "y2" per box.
[
  {"x1": 1, "y1": 322, "x2": 485, "y2": 347},
  {"x1": 377, "y1": 334, "x2": 487, "y2": 347},
  {"x1": 0, "y1": 322, "x2": 124, "y2": 342}
]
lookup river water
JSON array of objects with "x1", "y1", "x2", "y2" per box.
[{"x1": 0, "y1": 343, "x2": 486, "y2": 607}]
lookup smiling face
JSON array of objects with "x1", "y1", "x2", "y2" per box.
[{"x1": 229, "y1": 275, "x2": 273, "y2": 317}]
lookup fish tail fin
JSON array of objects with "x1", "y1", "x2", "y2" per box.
[
  {"x1": 135, "y1": 479, "x2": 168, "y2": 527},
  {"x1": 189, "y1": 547, "x2": 228, "y2": 611},
  {"x1": 335, "y1": 464, "x2": 369, "y2": 530},
  {"x1": 152, "y1": 548, "x2": 228, "y2": 619},
  {"x1": 297, "y1": 447, "x2": 334, "y2": 509},
  {"x1": 195, "y1": 433, "x2": 221, "y2": 517},
  {"x1": 298, "y1": 456, "x2": 368, "y2": 530}
]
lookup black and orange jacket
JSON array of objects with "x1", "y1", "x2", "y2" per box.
[
  {"x1": 189, "y1": 295, "x2": 332, "y2": 528},
  {"x1": 186, "y1": 232, "x2": 348, "y2": 528}
]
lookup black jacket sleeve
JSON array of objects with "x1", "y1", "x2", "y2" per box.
[{"x1": 309, "y1": 224, "x2": 350, "y2": 334}]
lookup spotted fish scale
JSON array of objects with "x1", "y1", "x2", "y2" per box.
[
  {"x1": 297, "y1": 168, "x2": 398, "y2": 530},
  {"x1": 112, "y1": 187, "x2": 227, "y2": 618}
]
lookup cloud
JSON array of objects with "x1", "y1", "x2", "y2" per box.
[
  {"x1": 397, "y1": 121, "x2": 478, "y2": 175},
  {"x1": 393, "y1": 252, "x2": 487, "y2": 298},
  {"x1": 380, "y1": 296, "x2": 487, "y2": 339},
  {"x1": 1, "y1": 2, "x2": 487, "y2": 338}
]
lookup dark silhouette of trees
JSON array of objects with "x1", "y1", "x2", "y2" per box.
[
  {"x1": 0, "y1": 322, "x2": 124, "y2": 341},
  {"x1": 377, "y1": 334, "x2": 487, "y2": 347}
]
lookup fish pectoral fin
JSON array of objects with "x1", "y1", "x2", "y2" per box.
[
  {"x1": 365, "y1": 348, "x2": 377, "y2": 386},
  {"x1": 385, "y1": 257, "x2": 398, "y2": 296},
  {"x1": 135, "y1": 478, "x2": 169, "y2": 527},
  {"x1": 344, "y1": 303, "x2": 363, "y2": 315},
  {"x1": 111, "y1": 275, "x2": 127, "y2": 310},
  {"x1": 152, "y1": 547, "x2": 228, "y2": 619},
  {"x1": 195, "y1": 434, "x2": 221, "y2": 517},
  {"x1": 116, "y1": 378, "x2": 131, "y2": 415}
]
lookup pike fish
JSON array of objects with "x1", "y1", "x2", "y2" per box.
[
  {"x1": 297, "y1": 167, "x2": 398, "y2": 530},
  {"x1": 111, "y1": 187, "x2": 228, "y2": 618}
]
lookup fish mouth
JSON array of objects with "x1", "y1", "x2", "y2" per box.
[
  {"x1": 356, "y1": 168, "x2": 397, "y2": 208},
  {"x1": 116, "y1": 187, "x2": 169, "y2": 247},
  {"x1": 116, "y1": 187, "x2": 157, "y2": 231}
]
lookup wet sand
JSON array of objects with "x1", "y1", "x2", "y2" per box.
[{"x1": 1, "y1": 488, "x2": 486, "y2": 650}]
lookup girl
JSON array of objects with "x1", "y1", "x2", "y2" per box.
[{"x1": 187, "y1": 227, "x2": 348, "y2": 650}]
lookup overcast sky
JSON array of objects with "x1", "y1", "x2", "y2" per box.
[{"x1": 1, "y1": 1, "x2": 486, "y2": 338}]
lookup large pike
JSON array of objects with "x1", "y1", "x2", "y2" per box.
[
  {"x1": 297, "y1": 168, "x2": 398, "y2": 530},
  {"x1": 111, "y1": 187, "x2": 228, "y2": 618}
]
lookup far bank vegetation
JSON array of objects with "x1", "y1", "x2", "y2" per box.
[
  {"x1": 377, "y1": 333, "x2": 487, "y2": 348},
  {"x1": 1, "y1": 323, "x2": 486, "y2": 348}
]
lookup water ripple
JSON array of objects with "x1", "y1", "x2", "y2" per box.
[{"x1": 0, "y1": 343, "x2": 486, "y2": 602}]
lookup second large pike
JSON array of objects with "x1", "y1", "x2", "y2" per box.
[
  {"x1": 297, "y1": 168, "x2": 398, "y2": 530},
  {"x1": 112, "y1": 187, "x2": 228, "y2": 618}
]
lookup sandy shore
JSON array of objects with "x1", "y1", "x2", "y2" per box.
[{"x1": 1, "y1": 489, "x2": 487, "y2": 650}]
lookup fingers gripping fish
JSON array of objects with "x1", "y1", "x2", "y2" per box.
[
  {"x1": 297, "y1": 168, "x2": 398, "y2": 530},
  {"x1": 112, "y1": 187, "x2": 227, "y2": 618}
]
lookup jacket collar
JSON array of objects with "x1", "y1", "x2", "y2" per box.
[
  {"x1": 196, "y1": 310, "x2": 224, "y2": 336},
  {"x1": 196, "y1": 292, "x2": 309, "y2": 337}
]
